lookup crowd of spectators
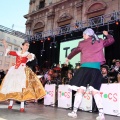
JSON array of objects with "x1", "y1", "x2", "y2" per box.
[
  {"x1": 32, "y1": 59, "x2": 120, "y2": 86},
  {"x1": 1, "y1": 59, "x2": 120, "y2": 87}
]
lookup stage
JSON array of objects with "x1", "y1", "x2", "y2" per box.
[{"x1": 0, "y1": 102, "x2": 119, "y2": 120}]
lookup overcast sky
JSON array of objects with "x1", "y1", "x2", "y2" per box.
[{"x1": 0, "y1": 0, "x2": 29, "y2": 33}]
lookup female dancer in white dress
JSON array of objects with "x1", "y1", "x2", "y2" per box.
[{"x1": 0, "y1": 40, "x2": 46, "y2": 112}]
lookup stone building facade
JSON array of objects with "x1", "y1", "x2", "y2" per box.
[
  {"x1": 0, "y1": 30, "x2": 24, "y2": 70},
  {"x1": 24, "y1": 0, "x2": 120, "y2": 36}
]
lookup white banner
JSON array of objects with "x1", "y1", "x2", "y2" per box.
[
  {"x1": 100, "y1": 83, "x2": 120, "y2": 116},
  {"x1": 58, "y1": 85, "x2": 72, "y2": 108},
  {"x1": 44, "y1": 84, "x2": 56, "y2": 106},
  {"x1": 79, "y1": 90, "x2": 92, "y2": 111},
  {"x1": 43, "y1": 84, "x2": 120, "y2": 116}
]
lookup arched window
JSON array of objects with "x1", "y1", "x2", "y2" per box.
[
  {"x1": 33, "y1": 22, "x2": 45, "y2": 34},
  {"x1": 86, "y1": 1, "x2": 107, "y2": 18}
]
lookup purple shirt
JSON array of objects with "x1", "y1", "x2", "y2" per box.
[{"x1": 67, "y1": 35, "x2": 114, "y2": 65}]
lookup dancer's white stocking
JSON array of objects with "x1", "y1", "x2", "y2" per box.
[
  {"x1": 9, "y1": 100, "x2": 13, "y2": 106},
  {"x1": 94, "y1": 93, "x2": 104, "y2": 116},
  {"x1": 73, "y1": 92, "x2": 83, "y2": 113},
  {"x1": 20, "y1": 102, "x2": 24, "y2": 108}
]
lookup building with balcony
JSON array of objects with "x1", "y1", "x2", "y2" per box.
[
  {"x1": 24, "y1": 0, "x2": 120, "y2": 67},
  {"x1": 24, "y1": 0, "x2": 120, "y2": 36},
  {"x1": 0, "y1": 26, "x2": 25, "y2": 70}
]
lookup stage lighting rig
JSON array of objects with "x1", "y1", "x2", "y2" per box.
[
  {"x1": 49, "y1": 35, "x2": 57, "y2": 49},
  {"x1": 50, "y1": 42, "x2": 52, "y2": 49},
  {"x1": 40, "y1": 49, "x2": 45, "y2": 57},
  {"x1": 54, "y1": 42, "x2": 57, "y2": 48},
  {"x1": 49, "y1": 42, "x2": 57, "y2": 49}
]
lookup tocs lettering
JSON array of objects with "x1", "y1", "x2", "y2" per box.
[
  {"x1": 83, "y1": 92, "x2": 91, "y2": 100},
  {"x1": 63, "y1": 47, "x2": 75, "y2": 57},
  {"x1": 100, "y1": 92, "x2": 117, "y2": 102},
  {"x1": 46, "y1": 91, "x2": 54, "y2": 97},
  {"x1": 59, "y1": 91, "x2": 71, "y2": 98}
]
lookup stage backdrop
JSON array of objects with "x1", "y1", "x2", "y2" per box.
[{"x1": 59, "y1": 35, "x2": 103, "y2": 68}]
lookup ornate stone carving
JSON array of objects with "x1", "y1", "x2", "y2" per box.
[
  {"x1": 57, "y1": 13, "x2": 73, "y2": 23},
  {"x1": 25, "y1": 20, "x2": 33, "y2": 25},
  {"x1": 75, "y1": 2, "x2": 83, "y2": 8},
  {"x1": 47, "y1": 11, "x2": 55, "y2": 19},
  {"x1": 57, "y1": 13, "x2": 73, "y2": 26}
]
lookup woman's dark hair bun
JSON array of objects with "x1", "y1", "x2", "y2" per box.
[{"x1": 22, "y1": 41, "x2": 29, "y2": 46}]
